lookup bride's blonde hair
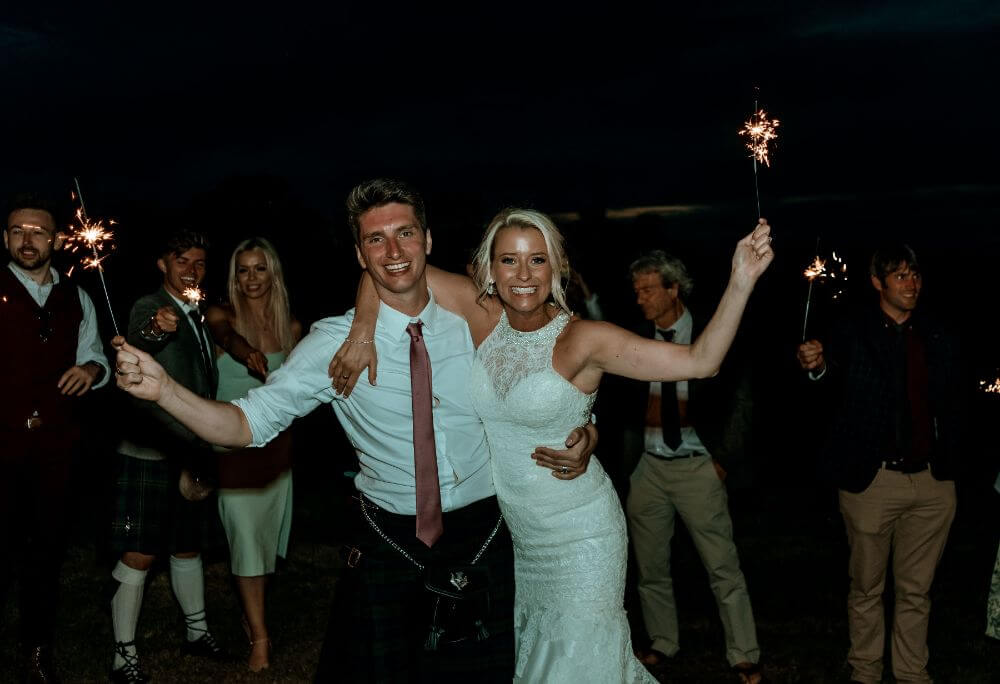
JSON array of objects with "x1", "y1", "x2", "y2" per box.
[{"x1": 471, "y1": 208, "x2": 571, "y2": 314}]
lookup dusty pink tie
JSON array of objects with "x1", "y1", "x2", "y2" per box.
[{"x1": 407, "y1": 321, "x2": 443, "y2": 547}]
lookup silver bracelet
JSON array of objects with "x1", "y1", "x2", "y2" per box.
[{"x1": 344, "y1": 337, "x2": 374, "y2": 344}]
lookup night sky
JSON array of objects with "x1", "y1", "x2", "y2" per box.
[
  {"x1": 4, "y1": 3, "x2": 997, "y2": 210},
  {"x1": 3, "y1": 3, "x2": 999, "y2": 333}
]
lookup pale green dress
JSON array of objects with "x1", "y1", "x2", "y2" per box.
[{"x1": 216, "y1": 351, "x2": 292, "y2": 576}]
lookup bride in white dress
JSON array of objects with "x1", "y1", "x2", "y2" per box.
[{"x1": 338, "y1": 208, "x2": 773, "y2": 682}]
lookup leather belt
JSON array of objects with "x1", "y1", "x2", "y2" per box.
[
  {"x1": 882, "y1": 460, "x2": 928, "y2": 474},
  {"x1": 645, "y1": 451, "x2": 705, "y2": 462}
]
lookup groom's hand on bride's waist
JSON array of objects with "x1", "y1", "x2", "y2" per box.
[{"x1": 531, "y1": 421, "x2": 598, "y2": 480}]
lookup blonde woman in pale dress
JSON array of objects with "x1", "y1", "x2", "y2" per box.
[{"x1": 204, "y1": 238, "x2": 301, "y2": 672}]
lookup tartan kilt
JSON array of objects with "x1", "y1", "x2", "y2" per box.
[
  {"x1": 317, "y1": 495, "x2": 515, "y2": 683},
  {"x1": 110, "y1": 452, "x2": 225, "y2": 556}
]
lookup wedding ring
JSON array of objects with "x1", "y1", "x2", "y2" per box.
[
  {"x1": 115, "y1": 367, "x2": 127, "y2": 376},
  {"x1": 559, "y1": 466, "x2": 569, "y2": 475},
  {"x1": 342, "y1": 374, "x2": 350, "y2": 378}
]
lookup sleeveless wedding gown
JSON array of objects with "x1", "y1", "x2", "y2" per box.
[{"x1": 470, "y1": 310, "x2": 655, "y2": 683}]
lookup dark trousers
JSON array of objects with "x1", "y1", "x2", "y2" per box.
[
  {"x1": 0, "y1": 426, "x2": 79, "y2": 645},
  {"x1": 316, "y1": 495, "x2": 515, "y2": 683}
]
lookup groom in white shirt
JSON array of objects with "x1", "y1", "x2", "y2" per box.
[{"x1": 113, "y1": 178, "x2": 596, "y2": 682}]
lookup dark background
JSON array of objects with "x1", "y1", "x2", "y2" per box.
[
  {"x1": 2, "y1": 3, "x2": 1000, "y2": 680},
  {"x1": 4, "y1": 1, "x2": 997, "y2": 482}
]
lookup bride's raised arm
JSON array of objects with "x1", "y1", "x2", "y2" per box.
[{"x1": 564, "y1": 221, "x2": 773, "y2": 392}]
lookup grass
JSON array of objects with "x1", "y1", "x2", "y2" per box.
[{"x1": 2, "y1": 448, "x2": 998, "y2": 683}]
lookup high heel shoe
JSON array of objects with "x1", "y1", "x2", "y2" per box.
[{"x1": 241, "y1": 614, "x2": 271, "y2": 672}]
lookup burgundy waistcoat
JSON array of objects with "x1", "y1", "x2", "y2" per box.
[{"x1": 0, "y1": 266, "x2": 83, "y2": 430}]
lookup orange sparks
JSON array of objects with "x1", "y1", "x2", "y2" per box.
[
  {"x1": 64, "y1": 209, "x2": 115, "y2": 270},
  {"x1": 740, "y1": 109, "x2": 780, "y2": 167},
  {"x1": 804, "y1": 256, "x2": 826, "y2": 281},
  {"x1": 980, "y1": 378, "x2": 1000, "y2": 394},
  {"x1": 182, "y1": 286, "x2": 205, "y2": 306}
]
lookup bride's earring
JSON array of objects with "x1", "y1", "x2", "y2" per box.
[{"x1": 486, "y1": 280, "x2": 496, "y2": 295}]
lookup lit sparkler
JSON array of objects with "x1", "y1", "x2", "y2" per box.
[
  {"x1": 740, "y1": 109, "x2": 780, "y2": 167},
  {"x1": 738, "y1": 89, "x2": 780, "y2": 220},
  {"x1": 801, "y1": 247, "x2": 849, "y2": 341},
  {"x1": 182, "y1": 286, "x2": 205, "y2": 307},
  {"x1": 980, "y1": 377, "x2": 1000, "y2": 394},
  {"x1": 67, "y1": 178, "x2": 120, "y2": 335}
]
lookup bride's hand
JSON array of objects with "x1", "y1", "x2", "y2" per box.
[
  {"x1": 531, "y1": 421, "x2": 598, "y2": 480},
  {"x1": 731, "y1": 218, "x2": 774, "y2": 290},
  {"x1": 328, "y1": 338, "x2": 378, "y2": 397}
]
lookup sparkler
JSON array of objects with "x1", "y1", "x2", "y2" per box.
[
  {"x1": 182, "y1": 286, "x2": 205, "y2": 307},
  {"x1": 801, "y1": 245, "x2": 849, "y2": 341},
  {"x1": 68, "y1": 178, "x2": 120, "y2": 335},
  {"x1": 739, "y1": 90, "x2": 780, "y2": 219},
  {"x1": 980, "y1": 377, "x2": 1000, "y2": 394}
]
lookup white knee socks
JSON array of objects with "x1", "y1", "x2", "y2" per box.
[
  {"x1": 169, "y1": 554, "x2": 208, "y2": 641},
  {"x1": 111, "y1": 561, "x2": 147, "y2": 670}
]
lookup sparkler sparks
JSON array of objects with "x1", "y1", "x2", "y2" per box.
[
  {"x1": 803, "y1": 256, "x2": 826, "y2": 281},
  {"x1": 980, "y1": 377, "x2": 1000, "y2": 394},
  {"x1": 740, "y1": 109, "x2": 780, "y2": 167},
  {"x1": 68, "y1": 179, "x2": 120, "y2": 335},
  {"x1": 182, "y1": 286, "x2": 205, "y2": 306},
  {"x1": 801, "y1": 250, "x2": 849, "y2": 341},
  {"x1": 65, "y1": 209, "x2": 116, "y2": 269}
]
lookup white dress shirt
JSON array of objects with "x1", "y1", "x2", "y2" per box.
[
  {"x1": 235, "y1": 290, "x2": 495, "y2": 514},
  {"x1": 643, "y1": 307, "x2": 707, "y2": 458},
  {"x1": 7, "y1": 262, "x2": 110, "y2": 388}
]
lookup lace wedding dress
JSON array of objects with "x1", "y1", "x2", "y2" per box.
[{"x1": 470, "y1": 310, "x2": 654, "y2": 683}]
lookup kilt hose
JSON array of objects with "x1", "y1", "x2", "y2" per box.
[
  {"x1": 316, "y1": 495, "x2": 515, "y2": 683},
  {"x1": 110, "y1": 452, "x2": 224, "y2": 556}
]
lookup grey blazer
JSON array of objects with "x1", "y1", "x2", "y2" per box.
[{"x1": 121, "y1": 286, "x2": 218, "y2": 454}]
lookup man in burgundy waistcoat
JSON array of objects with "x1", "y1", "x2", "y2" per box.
[{"x1": 1, "y1": 193, "x2": 110, "y2": 683}]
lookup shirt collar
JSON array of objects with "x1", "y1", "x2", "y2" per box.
[
  {"x1": 658, "y1": 307, "x2": 693, "y2": 342},
  {"x1": 7, "y1": 261, "x2": 59, "y2": 288},
  {"x1": 376, "y1": 288, "x2": 440, "y2": 342}
]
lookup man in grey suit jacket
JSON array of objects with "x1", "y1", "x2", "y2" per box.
[{"x1": 107, "y1": 230, "x2": 224, "y2": 683}]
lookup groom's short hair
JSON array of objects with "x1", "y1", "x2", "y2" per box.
[{"x1": 346, "y1": 178, "x2": 427, "y2": 245}]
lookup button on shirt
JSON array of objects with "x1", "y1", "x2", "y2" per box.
[
  {"x1": 7, "y1": 262, "x2": 110, "y2": 388},
  {"x1": 644, "y1": 308, "x2": 707, "y2": 458},
  {"x1": 234, "y1": 290, "x2": 494, "y2": 514}
]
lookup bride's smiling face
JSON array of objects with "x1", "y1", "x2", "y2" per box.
[{"x1": 491, "y1": 226, "x2": 552, "y2": 318}]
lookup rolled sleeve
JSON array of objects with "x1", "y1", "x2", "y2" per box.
[
  {"x1": 232, "y1": 320, "x2": 340, "y2": 446},
  {"x1": 76, "y1": 287, "x2": 111, "y2": 388}
]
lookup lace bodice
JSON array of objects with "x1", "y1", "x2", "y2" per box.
[{"x1": 470, "y1": 309, "x2": 600, "y2": 506}]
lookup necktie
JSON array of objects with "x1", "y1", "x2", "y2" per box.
[
  {"x1": 658, "y1": 328, "x2": 682, "y2": 450},
  {"x1": 188, "y1": 310, "x2": 215, "y2": 390},
  {"x1": 407, "y1": 320, "x2": 443, "y2": 547}
]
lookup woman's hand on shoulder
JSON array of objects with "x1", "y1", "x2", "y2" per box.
[{"x1": 328, "y1": 332, "x2": 377, "y2": 397}]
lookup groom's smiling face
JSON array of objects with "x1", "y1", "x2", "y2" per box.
[{"x1": 355, "y1": 202, "x2": 432, "y2": 301}]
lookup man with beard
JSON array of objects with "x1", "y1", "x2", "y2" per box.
[
  {"x1": 797, "y1": 244, "x2": 960, "y2": 684},
  {"x1": 1, "y1": 193, "x2": 109, "y2": 682}
]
